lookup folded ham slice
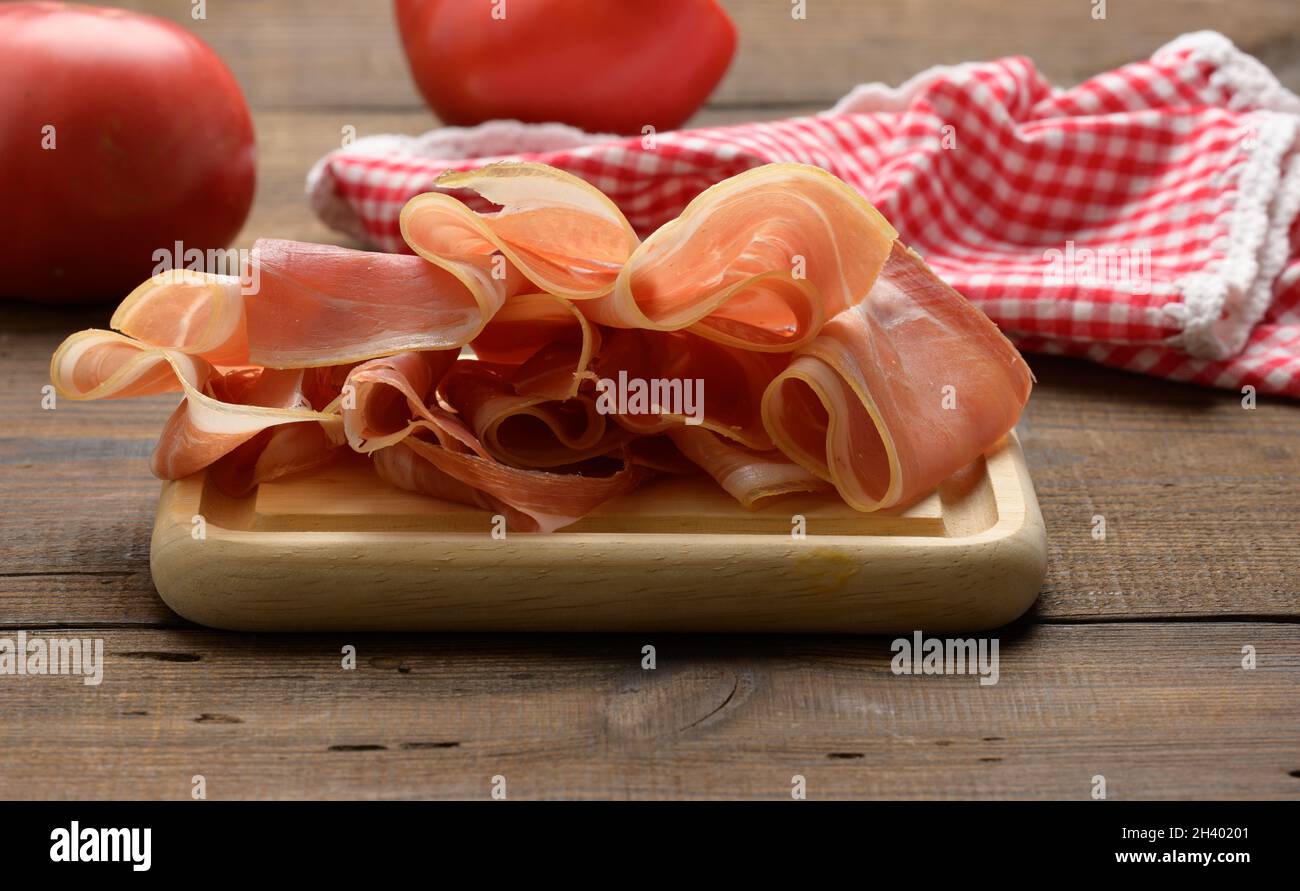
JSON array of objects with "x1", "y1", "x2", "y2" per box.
[
  {"x1": 150, "y1": 365, "x2": 340, "y2": 481},
  {"x1": 343, "y1": 348, "x2": 644, "y2": 530},
  {"x1": 668, "y1": 426, "x2": 831, "y2": 508},
  {"x1": 385, "y1": 437, "x2": 648, "y2": 534},
  {"x1": 593, "y1": 327, "x2": 784, "y2": 450},
  {"x1": 50, "y1": 329, "x2": 338, "y2": 482},
  {"x1": 47, "y1": 161, "x2": 1032, "y2": 531},
  {"x1": 471, "y1": 291, "x2": 599, "y2": 400},
  {"x1": 208, "y1": 420, "x2": 342, "y2": 498},
  {"x1": 584, "y1": 164, "x2": 898, "y2": 351},
  {"x1": 400, "y1": 162, "x2": 638, "y2": 302},
  {"x1": 113, "y1": 270, "x2": 248, "y2": 367},
  {"x1": 762, "y1": 243, "x2": 1034, "y2": 511},
  {"x1": 439, "y1": 361, "x2": 629, "y2": 468},
  {"x1": 341, "y1": 349, "x2": 465, "y2": 454}
]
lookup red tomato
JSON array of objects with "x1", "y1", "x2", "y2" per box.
[
  {"x1": 0, "y1": 3, "x2": 256, "y2": 302},
  {"x1": 394, "y1": 0, "x2": 736, "y2": 135}
]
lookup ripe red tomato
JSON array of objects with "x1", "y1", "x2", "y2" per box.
[
  {"x1": 394, "y1": 0, "x2": 737, "y2": 136},
  {"x1": 0, "y1": 3, "x2": 256, "y2": 302}
]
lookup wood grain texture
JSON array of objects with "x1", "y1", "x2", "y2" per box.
[
  {"x1": 0, "y1": 623, "x2": 1295, "y2": 800},
  {"x1": 1017, "y1": 359, "x2": 1300, "y2": 622},
  {"x1": 146, "y1": 439, "x2": 1044, "y2": 632},
  {"x1": 112, "y1": 0, "x2": 1300, "y2": 109}
]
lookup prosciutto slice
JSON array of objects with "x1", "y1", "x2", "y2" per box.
[
  {"x1": 668, "y1": 426, "x2": 831, "y2": 508},
  {"x1": 113, "y1": 270, "x2": 248, "y2": 367},
  {"x1": 584, "y1": 164, "x2": 897, "y2": 351},
  {"x1": 386, "y1": 437, "x2": 648, "y2": 534},
  {"x1": 471, "y1": 291, "x2": 599, "y2": 400},
  {"x1": 400, "y1": 162, "x2": 638, "y2": 302},
  {"x1": 150, "y1": 365, "x2": 338, "y2": 481},
  {"x1": 592, "y1": 327, "x2": 784, "y2": 450},
  {"x1": 50, "y1": 330, "x2": 338, "y2": 482},
  {"x1": 762, "y1": 243, "x2": 1034, "y2": 511},
  {"x1": 48, "y1": 161, "x2": 1032, "y2": 531},
  {"x1": 244, "y1": 239, "x2": 502, "y2": 367},
  {"x1": 439, "y1": 361, "x2": 629, "y2": 468},
  {"x1": 343, "y1": 348, "x2": 643, "y2": 530}
]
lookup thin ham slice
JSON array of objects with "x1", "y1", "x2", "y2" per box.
[
  {"x1": 341, "y1": 349, "x2": 466, "y2": 454},
  {"x1": 400, "y1": 162, "x2": 639, "y2": 302},
  {"x1": 372, "y1": 439, "x2": 643, "y2": 535},
  {"x1": 149, "y1": 366, "x2": 339, "y2": 480},
  {"x1": 51, "y1": 329, "x2": 210, "y2": 400},
  {"x1": 245, "y1": 239, "x2": 503, "y2": 368},
  {"x1": 439, "y1": 361, "x2": 629, "y2": 468},
  {"x1": 344, "y1": 349, "x2": 644, "y2": 530},
  {"x1": 668, "y1": 426, "x2": 832, "y2": 508},
  {"x1": 47, "y1": 161, "x2": 1033, "y2": 531},
  {"x1": 107, "y1": 240, "x2": 510, "y2": 370},
  {"x1": 208, "y1": 421, "x2": 341, "y2": 498},
  {"x1": 471, "y1": 291, "x2": 599, "y2": 400},
  {"x1": 762, "y1": 243, "x2": 1034, "y2": 511},
  {"x1": 50, "y1": 330, "x2": 338, "y2": 481},
  {"x1": 592, "y1": 327, "x2": 785, "y2": 450},
  {"x1": 583, "y1": 164, "x2": 897, "y2": 351},
  {"x1": 391, "y1": 437, "x2": 648, "y2": 534},
  {"x1": 113, "y1": 271, "x2": 248, "y2": 366}
]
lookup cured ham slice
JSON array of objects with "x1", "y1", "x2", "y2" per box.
[
  {"x1": 401, "y1": 162, "x2": 639, "y2": 302},
  {"x1": 402, "y1": 163, "x2": 897, "y2": 352},
  {"x1": 208, "y1": 422, "x2": 341, "y2": 498},
  {"x1": 471, "y1": 291, "x2": 598, "y2": 400},
  {"x1": 447, "y1": 292, "x2": 627, "y2": 467},
  {"x1": 439, "y1": 360, "x2": 630, "y2": 468},
  {"x1": 583, "y1": 164, "x2": 897, "y2": 351},
  {"x1": 345, "y1": 349, "x2": 644, "y2": 530},
  {"x1": 341, "y1": 350, "x2": 465, "y2": 454},
  {"x1": 48, "y1": 160, "x2": 1033, "y2": 532},
  {"x1": 372, "y1": 439, "x2": 643, "y2": 534},
  {"x1": 113, "y1": 270, "x2": 248, "y2": 367},
  {"x1": 50, "y1": 329, "x2": 210, "y2": 401},
  {"x1": 105, "y1": 240, "x2": 510, "y2": 370},
  {"x1": 668, "y1": 426, "x2": 831, "y2": 508},
  {"x1": 150, "y1": 366, "x2": 339, "y2": 480},
  {"x1": 50, "y1": 330, "x2": 338, "y2": 481},
  {"x1": 592, "y1": 327, "x2": 785, "y2": 450},
  {"x1": 762, "y1": 243, "x2": 1033, "y2": 511},
  {"x1": 388, "y1": 437, "x2": 648, "y2": 534},
  {"x1": 245, "y1": 239, "x2": 502, "y2": 368}
]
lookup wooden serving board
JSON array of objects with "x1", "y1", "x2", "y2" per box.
[{"x1": 149, "y1": 434, "x2": 1046, "y2": 632}]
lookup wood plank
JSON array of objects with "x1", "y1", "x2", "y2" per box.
[
  {"x1": 112, "y1": 1, "x2": 1300, "y2": 109},
  {"x1": 1020, "y1": 357, "x2": 1300, "y2": 621},
  {"x1": 1, "y1": 306, "x2": 179, "y2": 625},
  {"x1": 714, "y1": 0, "x2": 1300, "y2": 107},
  {"x1": 0, "y1": 623, "x2": 1294, "y2": 799}
]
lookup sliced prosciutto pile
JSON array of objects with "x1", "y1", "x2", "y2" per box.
[{"x1": 49, "y1": 162, "x2": 1032, "y2": 532}]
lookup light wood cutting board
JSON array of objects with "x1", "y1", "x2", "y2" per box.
[{"x1": 149, "y1": 433, "x2": 1046, "y2": 632}]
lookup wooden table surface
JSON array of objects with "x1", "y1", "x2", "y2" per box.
[{"x1": 2, "y1": 1, "x2": 1297, "y2": 800}]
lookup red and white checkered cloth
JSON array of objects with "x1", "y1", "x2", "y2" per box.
[{"x1": 309, "y1": 31, "x2": 1300, "y2": 398}]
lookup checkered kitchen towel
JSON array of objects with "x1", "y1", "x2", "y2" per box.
[{"x1": 308, "y1": 32, "x2": 1300, "y2": 398}]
